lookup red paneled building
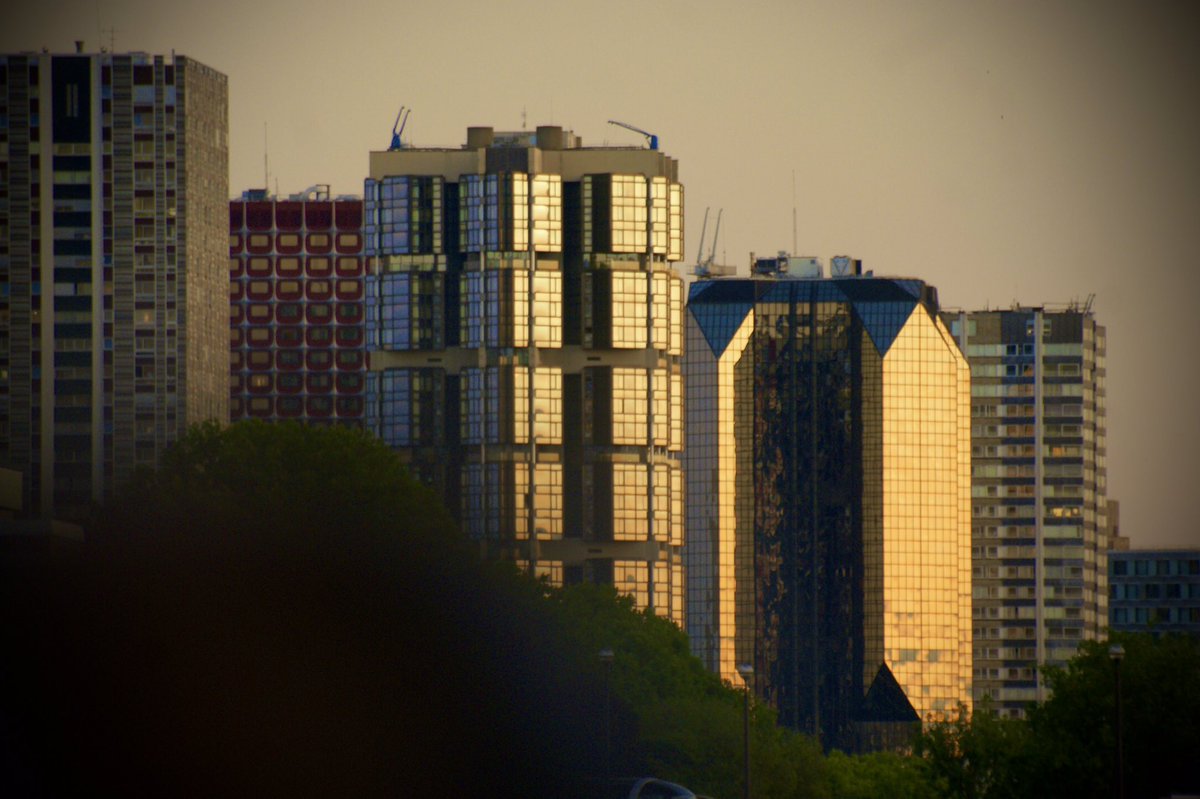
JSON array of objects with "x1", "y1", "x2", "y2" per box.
[{"x1": 229, "y1": 188, "x2": 367, "y2": 424}]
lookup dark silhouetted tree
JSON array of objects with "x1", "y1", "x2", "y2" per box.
[
  {"x1": 1025, "y1": 633, "x2": 1200, "y2": 799},
  {"x1": 915, "y1": 700, "x2": 1030, "y2": 799},
  {"x1": 0, "y1": 422, "x2": 596, "y2": 796}
]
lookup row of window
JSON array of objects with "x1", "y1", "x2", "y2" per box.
[
  {"x1": 972, "y1": 463, "x2": 1086, "y2": 478},
  {"x1": 972, "y1": 443, "x2": 1090, "y2": 458},
  {"x1": 972, "y1": 383, "x2": 1086, "y2": 398},
  {"x1": 971, "y1": 484, "x2": 1085, "y2": 498},
  {"x1": 230, "y1": 349, "x2": 363, "y2": 372},
  {"x1": 972, "y1": 423, "x2": 1084, "y2": 437},
  {"x1": 1111, "y1": 557, "x2": 1200, "y2": 576},
  {"x1": 230, "y1": 231, "x2": 362, "y2": 255},
  {"x1": 1111, "y1": 581, "x2": 1200, "y2": 600},
  {"x1": 231, "y1": 303, "x2": 363, "y2": 326},
  {"x1": 232, "y1": 371, "x2": 363, "y2": 395},
  {"x1": 231, "y1": 279, "x2": 362, "y2": 303},
  {"x1": 971, "y1": 403, "x2": 1086, "y2": 418},
  {"x1": 363, "y1": 173, "x2": 684, "y2": 260},
  {"x1": 1112, "y1": 607, "x2": 1200, "y2": 626},
  {"x1": 971, "y1": 363, "x2": 1082, "y2": 378},
  {"x1": 964, "y1": 343, "x2": 1086, "y2": 357},
  {"x1": 232, "y1": 395, "x2": 364, "y2": 419},
  {"x1": 230, "y1": 201, "x2": 363, "y2": 233},
  {"x1": 231, "y1": 255, "x2": 365, "y2": 279},
  {"x1": 231, "y1": 326, "x2": 363, "y2": 349}
]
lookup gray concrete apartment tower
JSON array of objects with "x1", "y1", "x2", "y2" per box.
[
  {"x1": 942, "y1": 306, "x2": 1109, "y2": 717},
  {"x1": 0, "y1": 48, "x2": 228, "y2": 519}
]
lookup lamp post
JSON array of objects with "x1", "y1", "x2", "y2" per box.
[
  {"x1": 1109, "y1": 643, "x2": 1125, "y2": 799},
  {"x1": 599, "y1": 647, "x2": 614, "y2": 786},
  {"x1": 737, "y1": 663, "x2": 754, "y2": 799}
]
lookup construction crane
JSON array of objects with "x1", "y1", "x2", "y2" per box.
[
  {"x1": 389, "y1": 106, "x2": 411, "y2": 150},
  {"x1": 607, "y1": 119, "x2": 658, "y2": 150},
  {"x1": 693, "y1": 207, "x2": 723, "y2": 276}
]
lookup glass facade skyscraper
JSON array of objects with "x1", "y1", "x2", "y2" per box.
[
  {"x1": 942, "y1": 307, "x2": 1109, "y2": 718},
  {"x1": 686, "y1": 264, "x2": 972, "y2": 751},
  {"x1": 364, "y1": 126, "x2": 685, "y2": 623},
  {"x1": 0, "y1": 49, "x2": 228, "y2": 518}
]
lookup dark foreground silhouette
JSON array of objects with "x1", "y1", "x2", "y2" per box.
[{"x1": 0, "y1": 424, "x2": 604, "y2": 796}]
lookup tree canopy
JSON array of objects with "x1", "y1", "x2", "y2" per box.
[
  {"x1": 913, "y1": 634, "x2": 1200, "y2": 799},
  {"x1": 1, "y1": 422, "x2": 580, "y2": 794},
  {"x1": 5, "y1": 421, "x2": 1198, "y2": 798},
  {"x1": 1025, "y1": 633, "x2": 1200, "y2": 799}
]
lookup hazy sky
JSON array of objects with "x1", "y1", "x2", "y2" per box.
[{"x1": 7, "y1": 1, "x2": 1199, "y2": 548}]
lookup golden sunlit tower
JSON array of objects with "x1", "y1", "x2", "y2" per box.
[
  {"x1": 685, "y1": 256, "x2": 973, "y2": 752},
  {"x1": 941, "y1": 306, "x2": 1109, "y2": 718},
  {"x1": 364, "y1": 125, "x2": 686, "y2": 623},
  {"x1": 0, "y1": 48, "x2": 228, "y2": 519}
]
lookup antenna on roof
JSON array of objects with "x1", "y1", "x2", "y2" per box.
[
  {"x1": 693, "y1": 208, "x2": 728, "y2": 277},
  {"x1": 390, "y1": 106, "x2": 410, "y2": 150}
]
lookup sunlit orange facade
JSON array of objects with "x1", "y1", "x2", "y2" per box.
[{"x1": 685, "y1": 268, "x2": 971, "y2": 751}]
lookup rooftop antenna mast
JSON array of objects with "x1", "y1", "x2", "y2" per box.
[
  {"x1": 606, "y1": 119, "x2": 658, "y2": 150},
  {"x1": 693, "y1": 207, "x2": 724, "y2": 277},
  {"x1": 390, "y1": 106, "x2": 410, "y2": 150},
  {"x1": 711, "y1": 209, "x2": 723, "y2": 266},
  {"x1": 694, "y1": 208, "x2": 710, "y2": 276}
]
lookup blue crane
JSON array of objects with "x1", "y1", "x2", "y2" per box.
[{"x1": 607, "y1": 119, "x2": 658, "y2": 150}]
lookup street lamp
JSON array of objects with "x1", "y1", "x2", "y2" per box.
[
  {"x1": 737, "y1": 663, "x2": 754, "y2": 799},
  {"x1": 1109, "y1": 643, "x2": 1125, "y2": 799},
  {"x1": 599, "y1": 647, "x2": 615, "y2": 785}
]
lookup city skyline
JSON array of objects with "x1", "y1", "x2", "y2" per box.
[{"x1": 5, "y1": 0, "x2": 1198, "y2": 548}]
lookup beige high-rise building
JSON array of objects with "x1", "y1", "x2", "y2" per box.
[
  {"x1": 0, "y1": 49, "x2": 228, "y2": 518},
  {"x1": 942, "y1": 306, "x2": 1109, "y2": 718},
  {"x1": 364, "y1": 125, "x2": 686, "y2": 623}
]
